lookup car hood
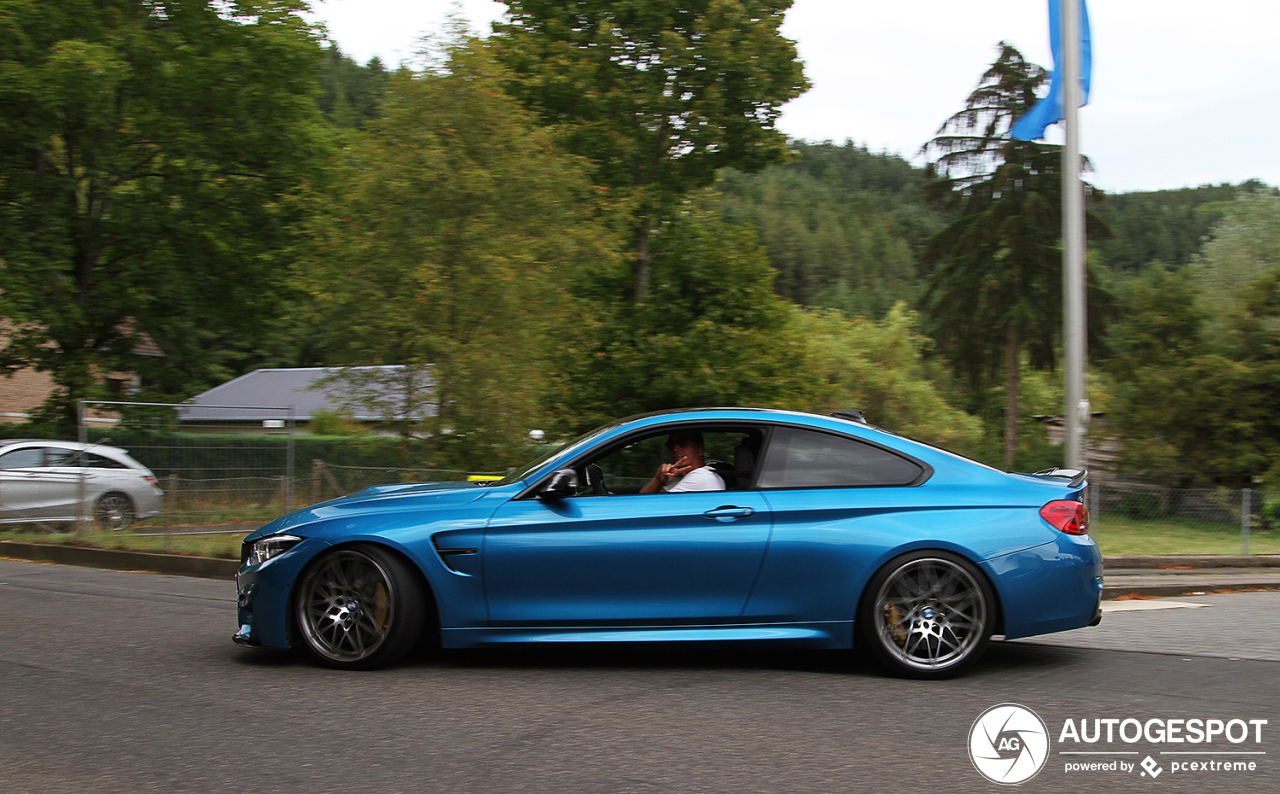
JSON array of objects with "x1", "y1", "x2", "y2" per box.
[{"x1": 244, "y1": 481, "x2": 496, "y2": 541}]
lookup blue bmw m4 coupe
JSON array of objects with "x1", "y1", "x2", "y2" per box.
[{"x1": 234, "y1": 408, "x2": 1101, "y2": 678}]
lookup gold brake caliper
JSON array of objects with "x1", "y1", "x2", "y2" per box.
[
  {"x1": 372, "y1": 583, "x2": 391, "y2": 630},
  {"x1": 883, "y1": 602, "x2": 907, "y2": 646}
]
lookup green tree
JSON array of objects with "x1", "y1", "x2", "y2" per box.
[
  {"x1": 549, "y1": 195, "x2": 807, "y2": 433},
  {"x1": 795, "y1": 304, "x2": 983, "y2": 453},
  {"x1": 296, "y1": 35, "x2": 612, "y2": 468},
  {"x1": 1106, "y1": 266, "x2": 1265, "y2": 486},
  {"x1": 1192, "y1": 191, "x2": 1280, "y2": 332},
  {"x1": 492, "y1": 0, "x2": 808, "y2": 300},
  {"x1": 717, "y1": 141, "x2": 943, "y2": 316},
  {"x1": 919, "y1": 43, "x2": 1106, "y2": 467},
  {"x1": 1091, "y1": 182, "x2": 1260, "y2": 273},
  {"x1": 1185, "y1": 192, "x2": 1280, "y2": 483},
  {"x1": 1105, "y1": 195, "x2": 1280, "y2": 486},
  {"x1": 0, "y1": 0, "x2": 330, "y2": 430},
  {"x1": 316, "y1": 43, "x2": 392, "y2": 129}
]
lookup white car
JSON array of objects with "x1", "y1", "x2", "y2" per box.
[{"x1": 0, "y1": 440, "x2": 164, "y2": 530}]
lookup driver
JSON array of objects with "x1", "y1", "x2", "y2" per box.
[{"x1": 639, "y1": 431, "x2": 725, "y2": 494}]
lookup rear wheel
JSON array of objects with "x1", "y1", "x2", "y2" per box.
[
  {"x1": 295, "y1": 545, "x2": 425, "y2": 670},
  {"x1": 857, "y1": 550, "x2": 995, "y2": 679},
  {"x1": 94, "y1": 493, "x2": 135, "y2": 531}
]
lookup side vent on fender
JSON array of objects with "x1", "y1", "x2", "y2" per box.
[{"x1": 432, "y1": 537, "x2": 478, "y2": 573}]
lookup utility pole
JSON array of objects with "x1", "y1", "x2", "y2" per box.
[{"x1": 1061, "y1": 0, "x2": 1088, "y2": 470}]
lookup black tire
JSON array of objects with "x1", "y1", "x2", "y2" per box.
[
  {"x1": 94, "y1": 493, "x2": 136, "y2": 531},
  {"x1": 856, "y1": 550, "x2": 996, "y2": 679},
  {"x1": 294, "y1": 544, "x2": 426, "y2": 670}
]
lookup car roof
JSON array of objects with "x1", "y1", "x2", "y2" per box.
[
  {"x1": 0, "y1": 439, "x2": 130, "y2": 455},
  {"x1": 607, "y1": 407, "x2": 885, "y2": 435},
  {"x1": 616, "y1": 406, "x2": 830, "y2": 421}
]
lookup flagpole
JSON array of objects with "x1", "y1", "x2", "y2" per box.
[{"x1": 1062, "y1": 0, "x2": 1088, "y2": 470}]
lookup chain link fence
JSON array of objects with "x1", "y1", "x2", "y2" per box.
[
  {"x1": 62, "y1": 401, "x2": 502, "y2": 539},
  {"x1": 76, "y1": 400, "x2": 295, "y2": 536},
  {"x1": 308, "y1": 461, "x2": 504, "y2": 503},
  {"x1": 1090, "y1": 483, "x2": 1279, "y2": 554}
]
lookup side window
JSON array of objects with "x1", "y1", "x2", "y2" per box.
[
  {"x1": 581, "y1": 429, "x2": 750, "y2": 494},
  {"x1": 86, "y1": 453, "x2": 128, "y2": 469},
  {"x1": 45, "y1": 448, "x2": 78, "y2": 467},
  {"x1": 590, "y1": 435, "x2": 669, "y2": 491},
  {"x1": 756, "y1": 427, "x2": 924, "y2": 488},
  {"x1": 0, "y1": 448, "x2": 45, "y2": 469}
]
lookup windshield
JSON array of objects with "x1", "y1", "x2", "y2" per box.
[{"x1": 492, "y1": 421, "x2": 623, "y2": 486}]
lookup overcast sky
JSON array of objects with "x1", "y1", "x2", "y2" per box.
[{"x1": 305, "y1": 0, "x2": 1279, "y2": 195}]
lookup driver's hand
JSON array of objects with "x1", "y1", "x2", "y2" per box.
[{"x1": 660, "y1": 455, "x2": 694, "y2": 482}]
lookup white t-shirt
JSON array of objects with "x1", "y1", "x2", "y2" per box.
[{"x1": 663, "y1": 465, "x2": 726, "y2": 493}]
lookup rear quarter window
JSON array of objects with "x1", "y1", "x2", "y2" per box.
[
  {"x1": 757, "y1": 426, "x2": 925, "y2": 488},
  {"x1": 86, "y1": 453, "x2": 130, "y2": 469}
]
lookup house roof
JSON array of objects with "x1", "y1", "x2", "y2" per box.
[
  {"x1": 114, "y1": 318, "x2": 163, "y2": 357},
  {"x1": 179, "y1": 366, "x2": 435, "y2": 422}
]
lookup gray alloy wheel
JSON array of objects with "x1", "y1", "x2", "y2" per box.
[
  {"x1": 295, "y1": 545, "x2": 425, "y2": 670},
  {"x1": 858, "y1": 551, "x2": 994, "y2": 679},
  {"x1": 94, "y1": 493, "x2": 135, "y2": 531}
]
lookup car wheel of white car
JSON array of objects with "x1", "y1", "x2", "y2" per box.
[{"x1": 94, "y1": 493, "x2": 136, "y2": 531}]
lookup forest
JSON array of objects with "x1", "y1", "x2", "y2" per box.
[{"x1": 3, "y1": 1, "x2": 1278, "y2": 488}]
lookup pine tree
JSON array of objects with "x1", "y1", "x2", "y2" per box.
[{"x1": 919, "y1": 43, "x2": 1105, "y2": 467}]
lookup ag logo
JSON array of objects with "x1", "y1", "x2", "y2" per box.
[{"x1": 969, "y1": 704, "x2": 1050, "y2": 784}]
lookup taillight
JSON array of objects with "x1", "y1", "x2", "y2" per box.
[
  {"x1": 1041, "y1": 500, "x2": 1089, "y2": 535},
  {"x1": 145, "y1": 475, "x2": 158, "y2": 486}
]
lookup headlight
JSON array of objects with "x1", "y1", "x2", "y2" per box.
[{"x1": 249, "y1": 534, "x2": 303, "y2": 565}]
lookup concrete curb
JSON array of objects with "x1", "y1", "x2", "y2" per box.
[
  {"x1": 1103, "y1": 582, "x2": 1280, "y2": 599},
  {"x1": 1104, "y1": 555, "x2": 1280, "y2": 569},
  {"x1": 0, "y1": 541, "x2": 238, "y2": 580}
]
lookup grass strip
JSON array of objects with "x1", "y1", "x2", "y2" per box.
[
  {"x1": 0, "y1": 528, "x2": 245, "y2": 559},
  {"x1": 1094, "y1": 516, "x2": 1280, "y2": 556}
]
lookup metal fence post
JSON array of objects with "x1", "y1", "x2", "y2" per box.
[
  {"x1": 76, "y1": 400, "x2": 88, "y2": 536},
  {"x1": 1242, "y1": 488, "x2": 1251, "y2": 555},
  {"x1": 285, "y1": 406, "x2": 296, "y2": 511},
  {"x1": 166, "y1": 473, "x2": 179, "y2": 547}
]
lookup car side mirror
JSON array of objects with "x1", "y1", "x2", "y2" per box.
[{"x1": 538, "y1": 468, "x2": 578, "y2": 500}]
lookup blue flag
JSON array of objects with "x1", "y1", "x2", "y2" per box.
[{"x1": 1011, "y1": 0, "x2": 1092, "y2": 141}]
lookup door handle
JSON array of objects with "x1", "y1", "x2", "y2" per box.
[{"x1": 702, "y1": 505, "x2": 755, "y2": 522}]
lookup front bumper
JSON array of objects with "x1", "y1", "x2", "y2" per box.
[{"x1": 233, "y1": 536, "x2": 331, "y2": 649}]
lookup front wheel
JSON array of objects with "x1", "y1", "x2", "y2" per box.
[
  {"x1": 294, "y1": 545, "x2": 425, "y2": 670},
  {"x1": 857, "y1": 550, "x2": 995, "y2": 679}
]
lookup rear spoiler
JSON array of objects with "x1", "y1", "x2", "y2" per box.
[{"x1": 1032, "y1": 467, "x2": 1088, "y2": 489}]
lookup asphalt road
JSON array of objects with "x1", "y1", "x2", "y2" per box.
[{"x1": 2, "y1": 559, "x2": 1276, "y2": 794}]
